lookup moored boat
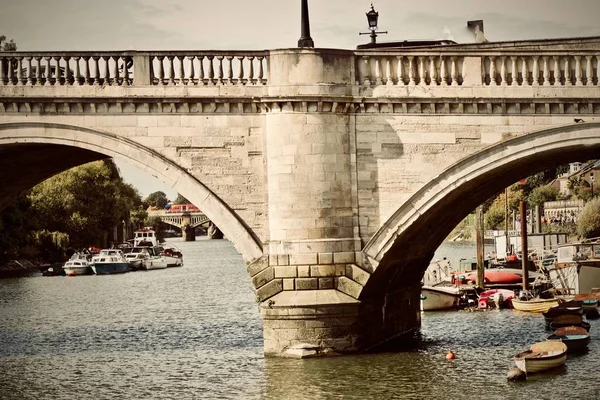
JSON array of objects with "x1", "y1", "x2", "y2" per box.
[
  {"x1": 90, "y1": 249, "x2": 129, "y2": 275},
  {"x1": 514, "y1": 340, "x2": 567, "y2": 374},
  {"x1": 547, "y1": 326, "x2": 590, "y2": 353},
  {"x1": 512, "y1": 297, "x2": 560, "y2": 313},
  {"x1": 421, "y1": 286, "x2": 462, "y2": 311},
  {"x1": 549, "y1": 313, "x2": 590, "y2": 332},
  {"x1": 478, "y1": 289, "x2": 515, "y2": 309},
  {"x1": 158, "y1": 244, "x2": 184, "y2": 267},
  {"x1": 543, "y1": 303, "x2": 584, "y2": 328},
  {"x1": 465, "y1": 269, "x2": 523, "y2": 285},
  {"x1": 62, "y1": 253, "x2": 92, "y2": 276}
]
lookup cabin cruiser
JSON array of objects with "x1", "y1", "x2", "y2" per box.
[{"x1": 90, "y1": 249, "x2": 129, "y2": 275}]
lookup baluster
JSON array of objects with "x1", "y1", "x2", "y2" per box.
[
  {"x1": 177, "y1": 56, "x2": 185, "y2": 85},
  {"x1": 25, "y1": 57, "x2": 34, "y2": 86},
  {"x1": 166, "y1": 56, "x2": 175, "y2": 85},
  {"x1": 197, "y1": 55, "x2": 205, "y2": 85},
  {"x1": 112, "y1": 56, "x2": 120, "y2": 86},
  {"x1": 55, "y1": 56, "x2": 64, "y2": 86},
  {"x1": 206, "y1": 56, "x2": 215, "y2": 85},
  {"x1": 34, "y1": 56, "x2": 42, "y2": 86},
  {"x1": 92, "y1": 56, "x2": 100, "y2": 86},
  {"x1": 520, "y1": 57, "x2": 528, "y2": 86},
  {"x1": 216, "y1": 56, "x2": 224, "y2": 85},
  {"x1": 542, "y1": 56, "x2": 550, "y2": 86},
  {"x1": 418, "y1": 56, "x2": 426, "y2": 86},
  {"x1": 564, "y1": 58, "x2": 571, "y2": 86},
  {"x1": 102, "y1": 56, "x2": 111, "y2": 86},
  {"x1": 236, "y1": 56, "x2": 245, "y2": 85},
  {"x1": 72, "y1": 57, "x2": 80, "y2": 86},
  {"x1": 156, "y1": 56, "x2": 165, "y2": 85},
  {"x1": 575, "y1": 56, "x2": 582, "y2": 86},
  {"x1": 585, "y1": 56, "x2": 593, "y2": 86},
  {"x1": 374, "y1": 57, "x2": 382, "y2": 85},
  {"x1": 385, "y1": 58, "x2": 393, "y2": 85},
  {"x1": 82, "y1": 56, "x2": 91, "y2": 85},
  {"x1": 123, "y1": 57, "x2": 132, "y2": 86},
  {"x1": 488, "y1": 56, "x2": 496, "y2": 85},
  {"x1": 596, "y1": 55, "x2": 600, "y2": 85},
  {"x1": 362, "y1": 56, "x2": 371, "y2": 87},
  {"x1": 510, "y1": 56, "x2": 518, "y2": 85},
  {"x1": 0, "y1": 57, "x2": 5, "y2": 86},
  {"x1": 499, "y1": 56, "x2": 507, "y2": 86},
  {"x1": 225, "y1": 56, "x2": 234, "y2": 85},
  {"x1": 396, "y1": 56, "x2": 404, "y2": 85},
  {"x1": 245, "y1": 56, "x2": 253, "y2": 86},
  {"x1": 7, "y1": 57, "x2": 15, "y2": 85},
  {"x1": 532, "y1": 56, "x2": 539, "y2": 86},
  {"x1": 187, "y1": 56, "x2": 196, "y2": 86},
  {"x1": 429, "y1": 56, "x2": 437, "y2": 85},
  {"x1": 408, "y1": 56, "x2": 416, "y2": 86},
  {"x1": 440, "y1": 57, "x2": 448, "y2": 85},
  {"x1": 257, "y1": 56, "x2": 264, "y2": 85},
  {"x1": 450, "y1": 57, "x2": 458, "y2": 86},
  {"x1": 553, "y1": 56, "x2": 561, "y2": 86},
  {"x1": 15, "y1": 57, "x2": 23, "y2": 86}
]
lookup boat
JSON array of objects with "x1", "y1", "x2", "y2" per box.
[
  {"x1": 464, "y1": 269, "x2": 523, "y2": 285},
  {"x1": 512, "y1": 297, "x2": 560, "y2": 313},
  {"x1": 133, "y1": 227, "x2": 159, "y2": 247},
  {"x1": 142, "y1": 255, "x2": 168, "y2": 270},
  {"x1": 548, "y1": 238, "x2": 600, "y2": 294},
  {"x1": 543, "y1": 303, "x2": 584, "y2": 328},
  {"x1": 423, "y1": 258, "x2": 452, "y2": 286},
  {"x1": 421, "y1": 285, "x2": 462, "y2": 311},
  {"x1": 549, "y1": 314, "x2": 590, "y2": 332},
  {"x1": 157, "y1": 244, "x2": 184, "y2": 267},
  {"x1": 547, "y1": 326, "x2": 590, "y2": 352},
  {"x1": 514, "y1": 340, "x2": 567, "y2": 374},
  {"x1": 62, "y1": 253, "x2": 92, "y2": 276},
  {"x1": 123, "y1": 250, "x2": 149, "y2": 271},
  {"x1": 90, "y1": 249, "x2": 129, "y2": 275},
  {"x1": 478, "y1": 288, "x2": 516, "y2": 309}
]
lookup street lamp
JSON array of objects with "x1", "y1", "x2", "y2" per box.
[
  {"x1": 590, "y1": 172, "x2": 595, "y2": 198},
  {"x1": 359, "y1": 3, "x2": 387, "y2": 45}
]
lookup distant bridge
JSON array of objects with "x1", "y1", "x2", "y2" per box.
[{"x1": 147, "y1": 210, "x2": 211, "y2": 230}]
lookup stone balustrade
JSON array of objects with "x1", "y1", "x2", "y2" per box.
[
  {"x1": 355, "y1": 50, "x2": 600, "y2": 88},
  {"x1": 0, "y1": 51, "x2": 269, "y2": 87}
]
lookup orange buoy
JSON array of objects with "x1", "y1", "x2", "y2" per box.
[{"x1": 446, "y1": 350, "x2": 456, "y2": 360}]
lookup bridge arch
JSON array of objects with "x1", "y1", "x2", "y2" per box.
[
  {"x1": 362, "y1": 122, "x2": 600, "y2": 297},
  {"x1": 0, "y1": 122, "x2": 262, "y2": 263}
]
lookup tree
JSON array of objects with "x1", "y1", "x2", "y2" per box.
[
  {"x1": 0, "y1": 194, "x2": 35, "y2": 262},
  {"x1": 173, "y1": 193, "x2": 190, "y2": 204},
  {"x1": 130, "y1": 206, "x2": 148, "y2": 230},
  {"x1": 577, "y1": 198, "x2": 600, "y2": 239},
  {"x1": 144, "y1": 191, "x2": 169, "y2": 209},
  {"x1": 28, "y1": 160, "x2": 142, "y2": 249},
  {"x1": 0, "y1": 35, "x2": 17, "y2": 51},
  {"x1": 528, "y1": 185, "x2": 559, "y2": 208}
]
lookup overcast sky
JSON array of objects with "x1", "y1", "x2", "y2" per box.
[{"x1": 2, "y1": 0, "x2": 599, "y2": 199}]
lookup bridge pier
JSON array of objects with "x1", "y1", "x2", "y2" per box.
[{"x1": 256, "y1": 49, "x2": 421, "y2": 356}]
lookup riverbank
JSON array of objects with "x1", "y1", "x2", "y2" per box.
[{"x1": 0, "y1": 259, "x2": 46, "y2": 278}]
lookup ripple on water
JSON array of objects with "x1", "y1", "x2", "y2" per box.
[{"x1": 2, "y1": 238, "x2": 600, "y2": 399}]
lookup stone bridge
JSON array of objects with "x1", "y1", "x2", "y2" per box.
[
  {"x1": 1, "y1": 36, "x2": 600, "y2": 356},
  {"x1": 148, "y1": 210, "x2": 210, "y2": 230}
]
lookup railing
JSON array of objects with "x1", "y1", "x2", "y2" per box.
[
  {"x1": 0, "y1": 51, "x2": 269, "y2": 87},
  {"x1": 354, "y1": 51, "x2": 600, "y2": 88}
]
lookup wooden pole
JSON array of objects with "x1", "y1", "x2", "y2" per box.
[
  {"x1": 476, "y1": 206, "x2": 485, "y2": 290},
  {"x1": 520, "y1": 201, "x2": 529, "y2": 291},
  {"x1": 504, "y1": 187, "x2": 509, "y2": 256}
]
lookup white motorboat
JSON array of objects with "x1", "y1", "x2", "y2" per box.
[
  {"x1": 421, "y1": 285, "x2": 462, "y2": 311},
  {"x1": 133, "y1": 227, "x2": 159, "y2": 247},
  {"x1": 157, "y1": 244, "x2": 183, "y2": 267},
  {"x1": 143, "y1": 256, "x2": 168, "y2": 270},
  {"x1": 90, "y1": 249, "x2": 129, "y2": 275},
  {"x1": 62, "y1": 253, "x2": 92, "y2": 276}
]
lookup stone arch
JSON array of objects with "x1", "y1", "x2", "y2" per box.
[
  {"x1": 0, "y1": 122, "x2": 262, "y2": 263},
  {"x1": 361, "y1": 122, "x2": 600, "y2": 297}
]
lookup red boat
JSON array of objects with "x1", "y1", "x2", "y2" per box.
[
  {"x1": 465, "y1": 270, "x2": 522, "y2": 284},
  {"x1": 478, "y1": 288, "x2": 516, "y2": 309}
]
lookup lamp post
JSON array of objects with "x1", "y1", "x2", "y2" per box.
[
  {"x1": 359, "y1": 3, "x2": 387, "y2": 45},
  {"x1": 298, "y1": 0, "x2": 314, "y2": 48},
  {"x1": 591, "y1": 172, "x2": 595, "y2": 198}
]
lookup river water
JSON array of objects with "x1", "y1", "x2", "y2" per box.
[{"x1": 1, "y1": 239, "x2": 599, "y2": 399}]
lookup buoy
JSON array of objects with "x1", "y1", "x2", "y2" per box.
[
  {"x1": 446, "y1": 350, "x2": 456, "y2": 360},
  {"x1": 507, "y1": 366, "x2": 526, "y2": 381}
]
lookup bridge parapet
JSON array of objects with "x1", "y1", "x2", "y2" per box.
[{"x1": 0, "y1": 50, "x2": 268, "y2": 87}]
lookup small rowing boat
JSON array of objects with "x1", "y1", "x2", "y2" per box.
[
  {"x1": 512, "y1": 297, "x2": 560, "y2": 313},
  {"x1": 514, "y1": 341, "x2": 567, "y2": 374}
]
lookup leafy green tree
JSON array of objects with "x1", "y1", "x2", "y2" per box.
[
  {"x1": 144, "y1": 191, "x2": 169, "y2": 209},
  {"x1": 130, "y1": 206, "x2": 148, "y2": 229},
  {"x1": 528, "y1": 185, "x2": 559, "y2": 208},
  {"x1": 0, "y1": 35, "x2": 17, "y2": 51},
  {"x1": 28, "y1": 160, "x2": 141, "y2": 249},
  {"x1": 577, "y1": 198, "x2": 600, "y2": 239},
  {"x1": 0, "y1": 194, "x2": 35, "y2": 262},
  {"x1": 173, "y1": 194, "x2": 190, "y2": 204}
]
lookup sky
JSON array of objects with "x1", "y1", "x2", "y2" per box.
[{"x1": 2, "y1": 0, "x2": 599, "y2": 199}]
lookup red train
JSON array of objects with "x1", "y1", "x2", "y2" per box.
[{"x1": 165, "y1": 203, "x2": 201, "y2": 213}]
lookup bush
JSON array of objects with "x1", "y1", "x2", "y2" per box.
[{"x1": 576, "y1": 198, "x2": 600, "y2": 239}]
